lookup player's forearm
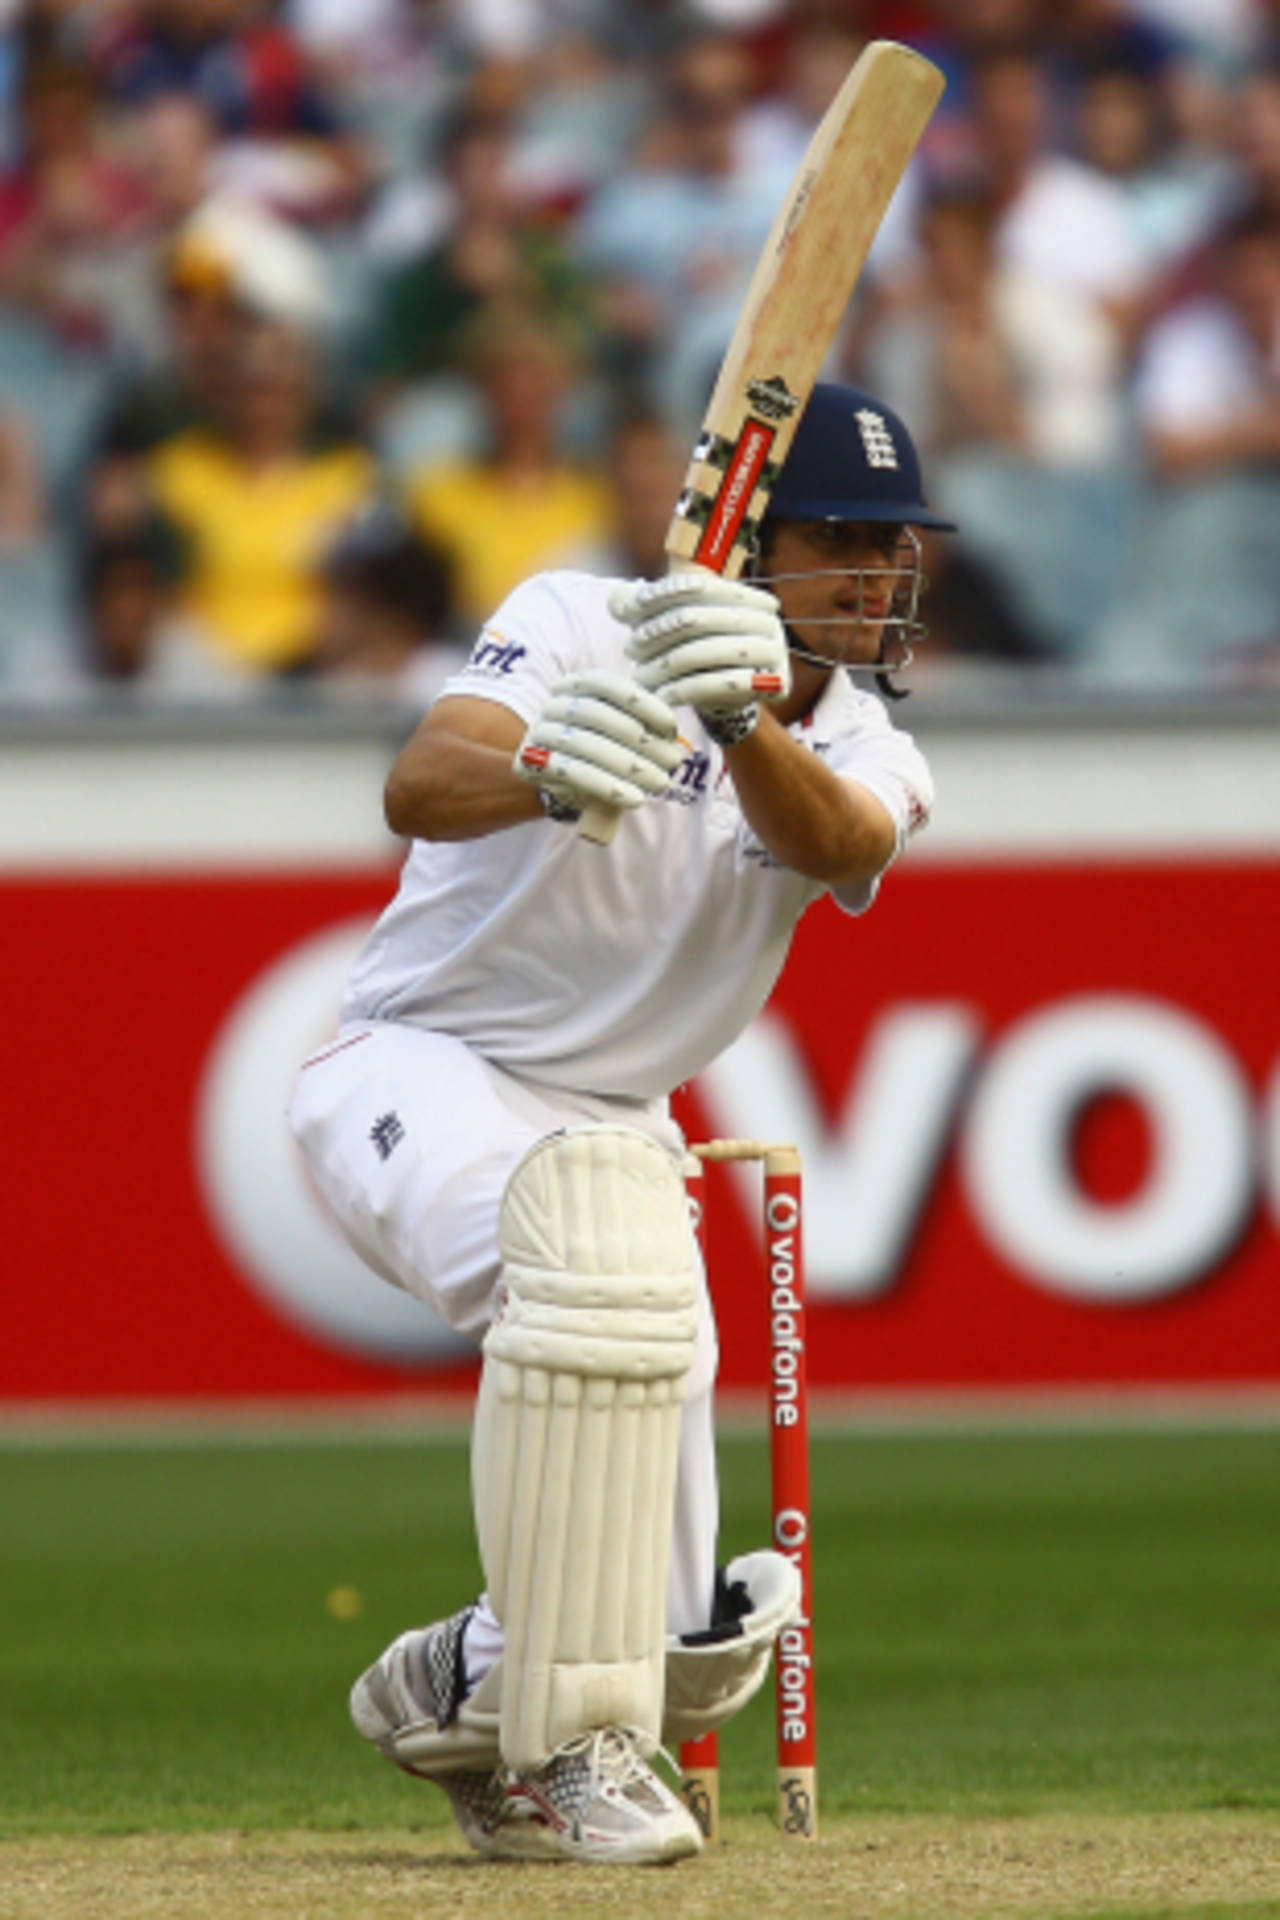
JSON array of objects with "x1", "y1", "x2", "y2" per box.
[
  {"x1": 384, "y1": 734, "x2": 542, "y2": 841},
  {"x1": 721, "y1": 710, "x2": 896, "y2": 884}
]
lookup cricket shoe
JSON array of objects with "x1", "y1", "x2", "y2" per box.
[
  {"x1": 349, "y1": 1610, "x2": 560, "y2": 1861},
  {"x1": 500, "y1": 1725, "x2": 703, "y2": 1866}
]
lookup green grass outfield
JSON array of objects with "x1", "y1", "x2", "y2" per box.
[{"x1": 2, "y1": 1426, "x2": 1278, "y2": 1917}]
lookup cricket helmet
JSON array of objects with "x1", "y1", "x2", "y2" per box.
[{"x1": 764, "y1": 383, "x2": 955, "y2": 531}]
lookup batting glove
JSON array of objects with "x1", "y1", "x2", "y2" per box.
[
  {"x1": 610, "y1": 574, "x2": 790, "y2": 746},
  {"x1": 513, "y1": 669, "x2": 684, "y2": 822}
]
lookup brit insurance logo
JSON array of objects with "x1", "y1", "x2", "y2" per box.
[
  {"x1": 665, "y1": 740, "x2": 711, "y2": 805},
  {"x1": 465, "y1": 629, "x2": 527, "y2": 676}
]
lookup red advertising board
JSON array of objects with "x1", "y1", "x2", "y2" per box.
[{"x1": 4, "y1": 862, "x2": 1278, "y2": 1404}]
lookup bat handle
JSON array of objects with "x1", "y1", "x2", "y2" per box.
[
  {"x1": 576, "y1": 801, "x2": 622, "y2": 845},
  {"x1": 575, "y1": 558, "x2": 706, "y2": 847}
]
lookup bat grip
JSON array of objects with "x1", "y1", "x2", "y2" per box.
[
  {"x1": 574, "y1": 561, "x2": 711, "y2": 848},
  {"x1": 576, "y1": 801, "x2": 623, "y2": 846}
]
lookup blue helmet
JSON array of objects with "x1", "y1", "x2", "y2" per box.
[{"x1": 764, "y1": 383, "x2": 955, "y2": 531}]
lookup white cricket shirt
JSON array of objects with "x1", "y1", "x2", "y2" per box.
[{"x1": 341, "y1": 571, "x2": 933, "y2": 1100}]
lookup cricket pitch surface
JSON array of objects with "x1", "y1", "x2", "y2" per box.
[{"x1": 3, "y1": 1814, "x2": 1277, "y2": 1920}]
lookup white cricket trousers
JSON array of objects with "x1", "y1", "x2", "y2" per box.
[{"x1": 289, "y1": 1021, "x2": 720, "y2": 1637}]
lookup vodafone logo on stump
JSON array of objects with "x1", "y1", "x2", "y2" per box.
[{"x1": 766, "y1": 1189, "x2": 805, "y2": 1428}]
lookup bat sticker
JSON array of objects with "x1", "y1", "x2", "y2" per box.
[{"x1": 746, "y1": 375, "x2": 800, "y2": 423}]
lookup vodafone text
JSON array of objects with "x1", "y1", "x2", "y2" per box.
[
  {"x1": 775, "y1": 1620, "x2": 813, "y2": 1743},
  {"x1": 772, "y1": 1506, "x2": 813, "y2": 1744},
  {"x1": 768, "y1": 1189, "x2": 803, "y2": 1427}
]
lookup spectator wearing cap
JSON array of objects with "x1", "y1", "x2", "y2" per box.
[
  {"x1": 83, "y1": 204, "x2": 246, "y2": 546},
  {"x1": 80, "y1": 192, "x2": 348, "y2": 602}
]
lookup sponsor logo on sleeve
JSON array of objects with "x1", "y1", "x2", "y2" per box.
[
  {"x1": 660, "y1": 737, "x2": 714, "y2": 806},
  {"x1": 464, "y1": 630, "x2": 528, "y2": 676},
  {"x1": 665, "y1": 744, "x2": 711, "y2": 804}
]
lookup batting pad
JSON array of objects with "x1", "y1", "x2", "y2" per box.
[
  {"x1": 663, "y1": 1549, "x2": 802, "y2": 1742},
  {"x1": 473, "y1": 1126, "x2": 699, "y2": 1771}
]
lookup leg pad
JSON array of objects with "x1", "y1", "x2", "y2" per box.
[{"x1": 472, "y1": 1127, "x2": 698, "y2": 1769}]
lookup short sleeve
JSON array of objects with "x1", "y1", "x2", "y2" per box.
[
  {"x1": 434, "y1": 573, "x2": 586, "y2": 725},
  {"x1": 824, "y1": 717, "x2": 934, "y2": 917}
]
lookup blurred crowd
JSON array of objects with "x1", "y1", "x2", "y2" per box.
[{"x1": 0, "y1": 0, "x2": 1278, "y2": 703}]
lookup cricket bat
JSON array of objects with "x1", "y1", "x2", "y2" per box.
[{"x1": 577, "y1": 39, "x2": 944, "y2": 846}]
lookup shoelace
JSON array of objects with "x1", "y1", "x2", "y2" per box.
[
  {"x1": 572, "y1": 1726, "x2": 682, "y2": 1798},
  {"x1": 503, "y1": 1726, "x2": 681, "y2": 1804},
  {"x1": 591, "y1": 1727, "x2": 648, "y2": 1791}
]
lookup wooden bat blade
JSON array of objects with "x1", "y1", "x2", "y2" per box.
[
  {"x1": 576, "y1": 39, "x2": 944, "y2": 847},
  {"x1": 666, "y1": 39, "x2": 944, "y2": 576}
]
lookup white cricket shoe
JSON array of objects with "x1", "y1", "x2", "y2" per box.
[
  {"x1": 350, "y1": 1611, "x2": 560, "y2": 1861},
  {"x1": 351, "y1": 1617, "x2": 701, "y2": 1864},
  {"x1": 349, "y1": 1611, "x2": 472, "y2": 1772},
  {"x1": 500, "y1": 1726, "x2": 703, "y2": 1866}
]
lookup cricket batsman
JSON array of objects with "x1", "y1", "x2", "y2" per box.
[{"x1": 290, "y1": 385, "x2": 950, "y2": 1864}]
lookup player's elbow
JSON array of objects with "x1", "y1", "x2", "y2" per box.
[
  {"x1": 771, "y1": 815, "x2": 892, "y2": 888},
  {"x1": 383, "y1": 767, "x2": 414, "y2": 837},
  {"x1": 805, "y1": 788, "x2": 898, "y2": 887},
  {"x1": 750, "y1": 782, "x2": 898, "y2": 886},
  {"x1": 384, "y1": 759, "x2": 441, "y2": 839},
  {"x1": 812, "y1": 824, "x2": 895, "y2": 888}
]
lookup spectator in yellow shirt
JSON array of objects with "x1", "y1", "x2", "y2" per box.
[
  {"x1": 403, "y1": 306, "x2": 611, "y2": 623},
  {"x1": 148, "y1": 317, "x2": 378, "y2": 675}
]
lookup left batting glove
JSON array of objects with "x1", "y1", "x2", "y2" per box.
[
  {"x1": 610, "y1": 573, "x2": 791, "y2": 747},
  {"x1": 513, "y1": 669, "x2": 684, "y2": 822}
]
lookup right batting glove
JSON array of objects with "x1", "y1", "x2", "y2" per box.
[
  {"x1": 611, "y1": 573, "x2": 790, "y2": 746},
  {"x1": 513, "y1": 669, "x2": 684, "y2": 822}
]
